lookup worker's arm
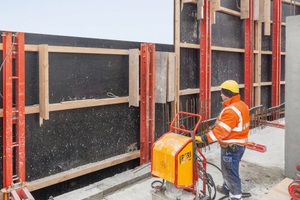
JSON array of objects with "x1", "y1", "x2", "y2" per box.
[{"x1": 204, "y1": 109, "x2": 239, "y2": 143}]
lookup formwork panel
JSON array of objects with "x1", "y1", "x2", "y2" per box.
[
  {"x1": 261, "y1": 54, "x2": 272, "y2": 82},
  {"x1": 261, "y1": 86, "x2": 272, "y2": 108},
  {"x1": 212, "y1": 12, "x2": 244, "y2": 49},
  {"x1": 211, "y1": 51, "x2": 244, "y2": 87},
  {"x1": 180, "y1": 3, "x2": 199, "y2": 44},
  {"x1": 180, "y1": 48, "x2": 199, "y2": 90}
]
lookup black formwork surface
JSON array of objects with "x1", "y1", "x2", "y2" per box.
[
  {"x1": 0, "y1": 31, "x2": 174, "y2": 199},
  {"x1": 179, "y1": 0, "x2": 296, "y2": 115},
  {"x1": 180, "y1": 1, "x2": 245, "y2": 118}
]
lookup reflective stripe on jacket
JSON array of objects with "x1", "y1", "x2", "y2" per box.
[{"x1": 206, "y1": 94, "x2": 250, "y2": 145}]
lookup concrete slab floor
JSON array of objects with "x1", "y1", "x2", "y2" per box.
[{"x1": 103, "y1": 119, "x2": 286, "y2": 200}]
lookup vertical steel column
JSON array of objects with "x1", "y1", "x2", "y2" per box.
[
  {"x1": 244, "y1": 0, "x2": 254, "y2": 108},
  {"x1": 2, "y1": 32, "x2": 26, "y2": 199},
  {"x1": 272, "y1": 0, "x2": 282, "y2": 108},
  {"x1": 14, "y1": 32, "x2": 26, "y2": 183},
  {"x1": 3, "y1": 32, "x2": 13, "y2": 189},
  {"x1": 200, "y1": 0, "x2": 212, "y2": 120},
  {"x1": 140, "y1": 43, "x2": 155, "y2": 165}
]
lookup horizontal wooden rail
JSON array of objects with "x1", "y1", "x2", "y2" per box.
[
  {"x1": 0, "y1": 97, "x2": 129, "y2": 117},
  {"x1": 220, "y1": 7, "x2": 241, "y2": 17},
  {"x1": 180, "y1": 43, "x2": 247, "y2": 52},
  {"x1": 180, "y1": 43, "x2": 285, "y2": 55},
  {"x1": 282, "y1": 0, "x2": 300, "y2": 6},
  {"x1": 179, "y1": 82, "x2": 285, "y2": 96},
  {"x1": 27, "y1": 150, "x2": 140, "y2": 192},
  {"x1": 1, "y1": 44, "x2": 286, "y2": 56},
  {"x1": 28, "y1": 45, "x2": 130, "y2": 55},
  {"x1": 0, "y1": 44, "x2": 131, "y2": 55}
]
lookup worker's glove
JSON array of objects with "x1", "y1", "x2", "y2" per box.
[{"x1": 195, "y1": 136, "x2": 203, "y2": 143}]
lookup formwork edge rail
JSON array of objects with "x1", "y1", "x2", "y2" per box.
[{"x1": 27, "y1": 150, "x2": 140, "y2": 192}]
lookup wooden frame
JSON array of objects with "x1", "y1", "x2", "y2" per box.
[
  {"x1": 129, "y1": 49, "x2": 140, "y2": 107},
  {"x1": 39, "y1": 44, "x2": 49, "y2": 125}
]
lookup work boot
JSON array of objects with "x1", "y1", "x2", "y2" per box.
[{"x1": 216, "y1": 185, "x2": 229, "y2": 195}]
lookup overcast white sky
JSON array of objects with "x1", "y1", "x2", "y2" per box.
[{"x1": 1, "y1": 0, "x2": 174, "y2": 44}]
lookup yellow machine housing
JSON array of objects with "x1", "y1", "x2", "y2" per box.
[{"x1": 151, "y1": 133, "x2": 194, "y2": 188}]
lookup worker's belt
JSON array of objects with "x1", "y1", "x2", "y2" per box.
[{"x1": 220, "y1": 144, "x2": 239, "y2": 152}]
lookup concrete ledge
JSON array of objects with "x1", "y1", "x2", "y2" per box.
[{"x1": 54, "y1": 163, "x2": 151, "y2": 200}]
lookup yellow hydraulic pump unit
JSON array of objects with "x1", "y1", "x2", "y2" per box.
[
  {"x1": 151, "y1": 112, "x2": 209, "y2": 200},
  {"x1": 151, "y1": 132, "x2": 194, "y2": 188}
]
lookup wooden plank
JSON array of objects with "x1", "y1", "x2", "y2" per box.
[
  {"x1": 48, "y1": 46, "x2": 129, "y2": 55},
  {"x1": 253, "y1": 0, "x2": 260, "y2": 21},
  {"x1": 173, "y1": 0, "x2": 180, "y2": 121},
  {"x1": 180, "y1": 43, "x2": 200, "y2": 49},
  {"x1": 182, "y1": 0, "x2": 197, "y2": 4},
  {"x1": 197, "y1": 0, "x2": 204, "y2": 20},
  {"x1": 212, "y1": 0, "x2": 221, "y2": 24},
  {"x1": 129, "y1": 49, "x2": 140, "y2": 107},
  {"x1": 167, "y1": 53, "x2": 175, "y2": 102},
  {"x1": 259, "y1": 0, "x2": 266, "y2": 22},
  {"x1": 255, "y1": 22, "x2": 262, "y2": 106},
  {"x1": 261, "y1": 51, "x2": 285, "y2": 55},
  {"x1": 262, "y1": 82, "x2": 275, "y2": 86},
  {"x1": 25, "y1": 44, "x2": 39, "y2": 51},
  {"x1": 282, "y1": 0, "x2": 300, "y2": 6},
  {"x1": 50, "y1": 97, "x2": 128, "y2": 112},
  {"x1": 212, "y1": 0, "x2": 221, "y2": 11},
  {"x1": 212, "y1": 46, "x2": 245, "y2": 53},
  {"x1": 22, "y1": 44, "x2": 129, "y2": 55},
  {"x1": 264, "y1": 0, "x2": 271, "y2": 35},
  {"x1": 219, "y1": 7, "x2": 241, "y2": 17},
  {"x1": 179, "y1": 88, "x2": 199, "y2": 96},
  {"x1": 155, "y1": 52, "x2": 168, "y2": 104},
  {"x1": 0, "y1": 97, "x2": 128, "y2": 117},
  {"x1": 27, "y1": 151, "x2": 140, "y2": 192},
  {"x1": 39, "y1": 44, "x2": 49, "y2": 126},
  {"x1": 261, "y1": 50, "x2": 273, "y2": 54},
  {"x1": 180, "y1": 84, "x2": 246, "y2": 96},
  {"x1": 259, "y1": 178, "x2": 293, "y2": 200},
  {"x1": 180, "y1": 43, "x2": 246, "y2": 53},
  {"x1": 241, "y1": 0, "x2": 250, "y2": 19}
]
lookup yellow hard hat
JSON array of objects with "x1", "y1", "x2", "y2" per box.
[{"x1": 220, "y1": 80, "x2": 239, "y2": 93}]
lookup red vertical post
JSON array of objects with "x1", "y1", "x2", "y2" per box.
[
  {"x1": 140, "y1": 43, "x2": 155, "y2": 165},
  {"x1": 2, "y1": 32, "x2": 27, "y2": 199},
  {"x1": 3, "y1": 31, "x2": 13, "y2": 188},
  {"x1": 272, "y1": 0, "x2": 282, "y2": 110},
  {"x1": 244, "y1": 0, "x2": 254, "y2": 108},
  {"x1": 149, "y1": 44, "x2": 155, "y2": 157},
  {"x1": 200, "y1": 0, "x2": 212, "y2": 120},
  {"x1": 14, "y1": 32, "x2": 26, "y2": 182}
]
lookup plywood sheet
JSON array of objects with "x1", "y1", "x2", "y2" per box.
[
  {"x1": 129, "y1": 49, "x2": 139, "y2": 107},
  {"x1": 167, "y1": 53, "x2": 175, "y2": 102},
  {"x1": 155, "y1": 52, "x2": 168, "y2": 103},
  {"x1": 259, "y1": 178, "x2": 293, "y2": 200},
  {"x1": 39, "y1": 44, "x2": 49, "y2": 125}
]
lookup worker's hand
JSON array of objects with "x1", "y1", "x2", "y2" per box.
[{"x1": 195, "y1": 136, "x2": 203, "y2": 143}]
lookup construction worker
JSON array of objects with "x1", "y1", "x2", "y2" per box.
[{"x1": 196, "y1": 80, "x2": 250, "y2": 200}]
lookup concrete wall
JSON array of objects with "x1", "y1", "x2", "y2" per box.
[{"x1": 285, "y1": 15, "x2": 300, "y2": 179}]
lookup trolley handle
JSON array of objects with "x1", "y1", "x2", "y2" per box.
[{"x1": 169, "y1": 112, "x2": 202, "y2": 136}]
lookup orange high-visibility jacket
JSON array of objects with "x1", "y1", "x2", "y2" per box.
[{"x1": 206, "y1": 95, "x2": 250, "y2": 145}]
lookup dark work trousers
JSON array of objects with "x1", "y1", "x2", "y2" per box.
[{"x1": 221, "y1": 145, "x2": 245, "y2": 200}]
